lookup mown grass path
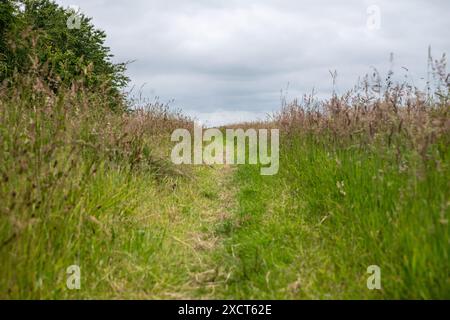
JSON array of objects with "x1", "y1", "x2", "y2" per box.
[
  {"x1": 2, "y1": 148, "x2": 447, "y2": 299},
  {"x1": 137, "y1": 163, "x2": 239, "y2": 299}
]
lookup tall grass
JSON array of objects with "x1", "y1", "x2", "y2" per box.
[
  {"x1": 215, "y1": 56, "x2": 449, "y2": 299},
  {"x1": 0, "y1": 52, "x2": 208, "y2": 298},
  {"x1": 1, "y1": 41, "x2": 448, "y2": 299}
]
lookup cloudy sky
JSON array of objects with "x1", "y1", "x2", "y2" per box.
[{"x1": 55, "y1": 0, "x2": 449, "y2": 125}]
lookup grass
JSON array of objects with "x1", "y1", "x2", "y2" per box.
[
  {"x1": 0, "y1": 69, "x2": 231, "y2": 299},
  {"x1": 0, "y1": 47, "x2": 449, "y2": 299},
  {"x1": 0, "y1": 159, "x2": 236, "y2": 299},
  {"x1": 214, "y1": 135, "x2": 449, "y2": 299}
]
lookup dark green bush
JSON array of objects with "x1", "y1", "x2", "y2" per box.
[{"x1": 0, "y1": 0, "x2": 128, "y2": 109}]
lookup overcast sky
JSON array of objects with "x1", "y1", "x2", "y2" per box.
[{"x1": 55, "y1": 0, "x2": 449, "y2": 126}]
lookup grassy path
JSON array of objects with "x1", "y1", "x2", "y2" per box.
[
  {"x1": 2, "y1": 146, "x2": 447, "y2": 299},
  {"x1": 0, "y1": 161, "x2": 239, "y2": 299},
  {"x1": 135, "y1": 163, "x2": 238, "y2": 299},
  {"x1": 166, "y1": 164, "x2": 239, "y2": 299},
  {"x1": 86, "y1": 165, "x2": 236, "y2": 299},
  {"x1": 138, "y1": 150, "x2": 448, "y2": 299}
]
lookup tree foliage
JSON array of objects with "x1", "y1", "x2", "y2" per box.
[{"x1": 0, "y1": 0, "x2": 129, "y2": 106}]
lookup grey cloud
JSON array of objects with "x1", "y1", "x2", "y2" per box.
[{"x1": 55, "y1": 0, "x2": 450, "y2": 125}]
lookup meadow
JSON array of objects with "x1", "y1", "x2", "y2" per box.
[
  {"x1": 1, "y1": 58, "x2": 448, "y2": 299},
  {"x1": 0, "y1": 0, "x2": 448, "y2": 299}
]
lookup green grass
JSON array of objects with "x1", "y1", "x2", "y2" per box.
[
  {"x1": 1, "y1": 72, "x2": 448, "y2": 299},
  {"x1": 0, "y1": 160, "x2": 233, "y2": 299},
  {"x1": 1, "y1": 1, "x2": 448, "y2": 298},
  {"x1": 1, "y1": 123, "x2": 448, "y2": 299},
  {"x1": 0, "y1": 74, "x2": 231, "y2": 299},
  {"x1": 213, "y1": 135, "x2": 449, "y2": 299}
]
